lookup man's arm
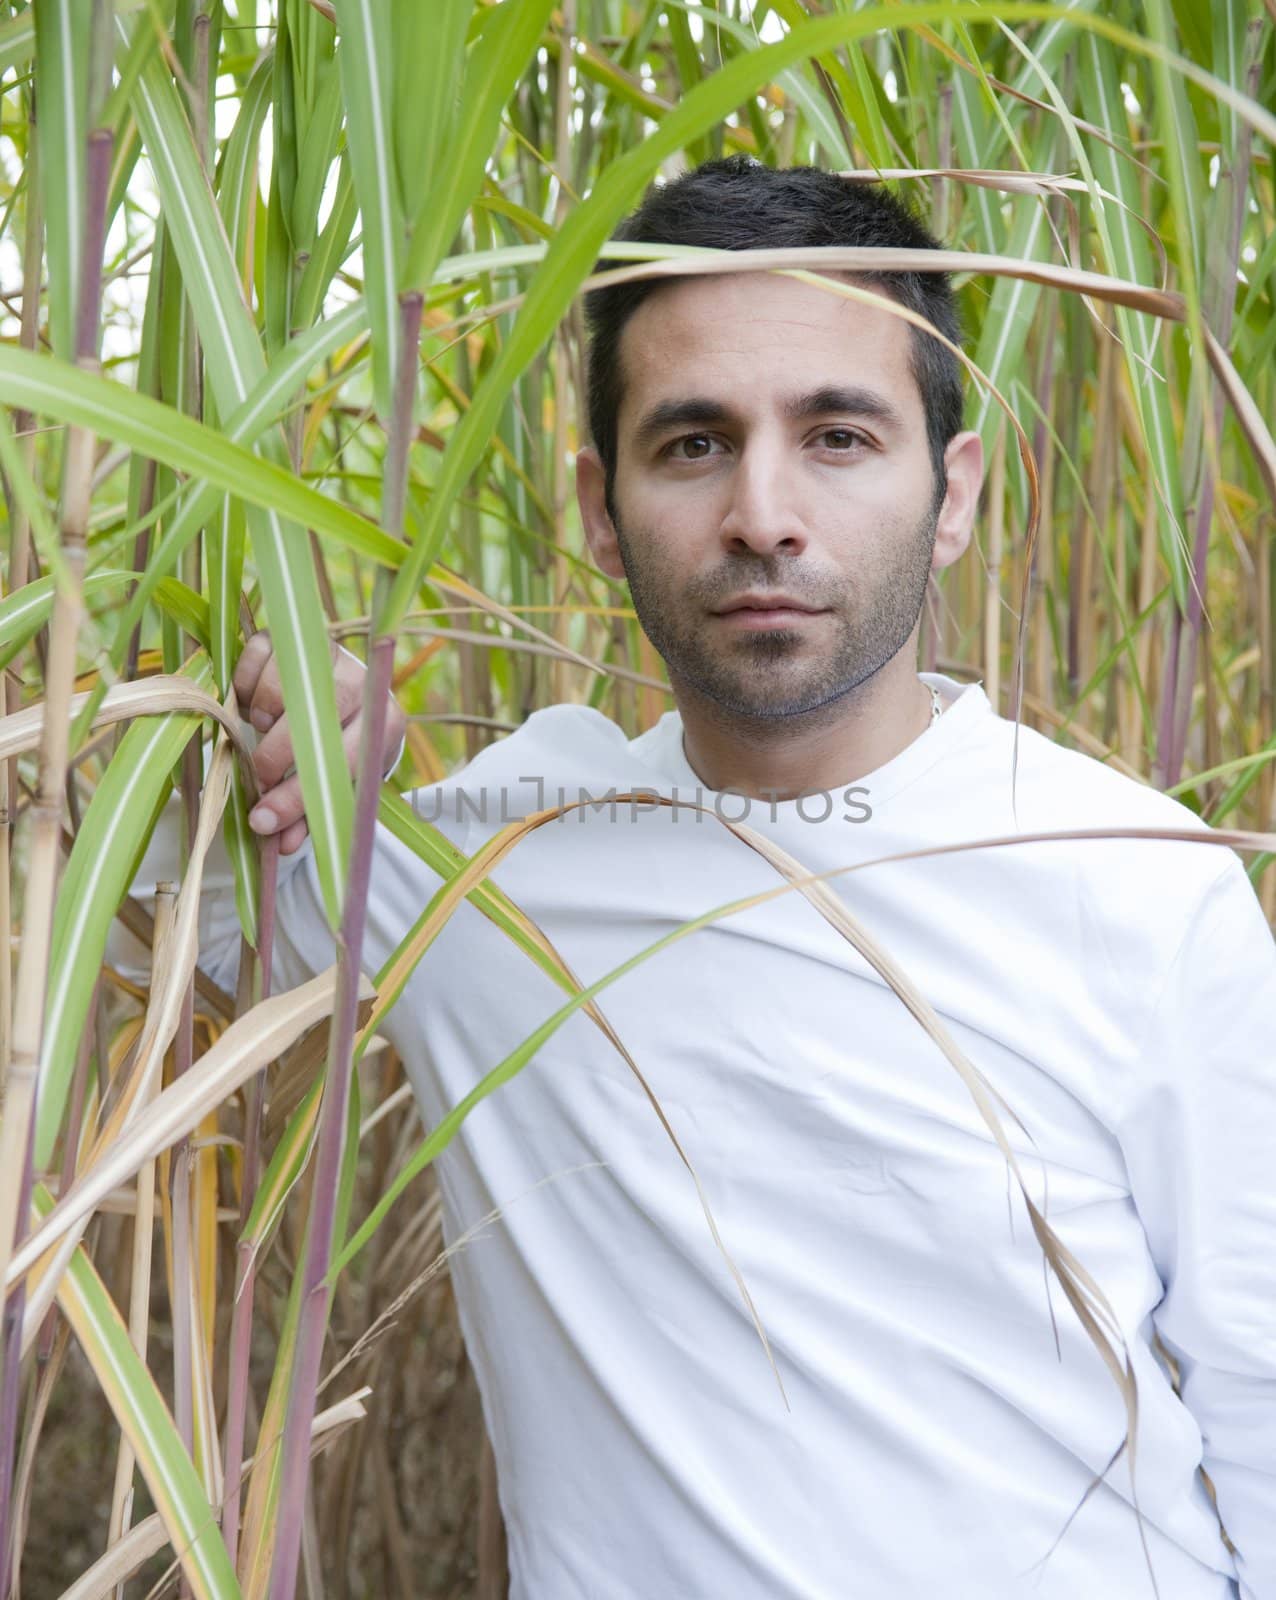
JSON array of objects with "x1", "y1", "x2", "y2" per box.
[{"x1": 1119, "y1": 853, "x2": 1276, "y2": 1600}]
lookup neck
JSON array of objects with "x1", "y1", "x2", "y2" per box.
[{"x1": 674, "y1": 654, "x2": 936, "y2": 800}]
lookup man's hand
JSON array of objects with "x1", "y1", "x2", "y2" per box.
[{"x1": 233, "y1": 631, "x2": 408, "y2": 856}]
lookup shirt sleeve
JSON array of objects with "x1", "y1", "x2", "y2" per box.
[
  {"x1": 1120, "y1": 853, "x2": 1276, "y2": 1599},
  {"x1": 113, "y1": 781, "x2": 321, "y2": 999}
]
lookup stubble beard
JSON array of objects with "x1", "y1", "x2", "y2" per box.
[{"x1": 612, "y1": 498, "x2": 941, "y2": 723}]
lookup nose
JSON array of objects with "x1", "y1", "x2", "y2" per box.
[{"x1": 718, "y1": 437, "x2": 808, "y2": 558}]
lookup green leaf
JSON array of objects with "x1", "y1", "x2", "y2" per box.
[
  {"x1": 393, "y1": 0, "x2": 473, "y2": 227},
  {"x1": 34, "y1": 0, "x2": 92, "y2": 360},
  {"x1": 123, "y1": 16, "x2": 355, "y2": 923},
  {"x1": 0, "y1": 346, "x2": 404, "y2": 568},
  {"x1": 0, "y1": 9, "x2": 35, "y2": 77},
  {"x1": 292, "y1": 152, "x2": 360, "y2": 332},
  {"x1": 1077, "y1": 30, "x2": 1189, "y2": 607},
  {"x1": 215, "y1": 45, "x2": 275, "y2": 284},
  {"x1": 239, "y1": 1078, "x2": 321, "y2": 1257},
  {"x1": 376, "y1": 787, "x2": 574, "y2": 998},
  {"x1": 0, "y1": 569, "x2": 131, "y2": 673},
  {"x1": 31, "y1": 1185, "x2": 243, "y2": 1600},
  {"x1": 332, "y1": 0, "x2": 403, "y2": 421},
  {"x1": 970, "y1": 199, "x2": 1047, "y2": 450},
  {"x1": 402, "y1": 0, "x2": 558, "y2": 294},
  {"x1": 154, "y1": 576, "x2": 212, "y2": 649}
]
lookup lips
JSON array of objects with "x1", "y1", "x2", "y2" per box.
[
  {"x1": 712, "y1": 596, "x2": 829, "y2": 632},
  {"x1": 715, "y1": 595, "x2": 824, "y2": 615}
]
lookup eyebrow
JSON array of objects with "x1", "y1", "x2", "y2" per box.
[
  {"x1": 785, "y1": 385, "x2": 905, "y2": 430},
  {"x1": 631, "y1": 385, "x2": 905, "y2": 452},
  {"x1": 632, "y1": 398, "x2": 734, "y2": 453}
]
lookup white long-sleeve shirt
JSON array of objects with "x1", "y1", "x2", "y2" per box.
[{"x1": 135, "y1": 669, "x2": 1275, "y2": 1599}]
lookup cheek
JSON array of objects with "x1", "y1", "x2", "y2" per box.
[
  {"x1": 619, "y1": 475, "x2": 735, "y2": 561},
  {"x1": 615, "y1": 476, "x2": 711, "y2": 555}
]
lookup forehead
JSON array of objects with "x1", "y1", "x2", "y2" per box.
[{"x1": 614, "y1": 271, "x2": 923, "y2": 428}]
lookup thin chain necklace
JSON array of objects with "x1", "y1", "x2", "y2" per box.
[{"x1": 929, "y1": 683, "x2": 943, "y2": 723}]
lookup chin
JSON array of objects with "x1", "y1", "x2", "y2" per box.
[{"x1": 700, "y1": 676, "x2": 856, "y2": 721}]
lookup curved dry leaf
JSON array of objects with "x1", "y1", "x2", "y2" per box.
[
  {"x1": 1204, "y1": 324, "x2": 1276, "y2": 508},
  {"x1": 90, "y1": 738, "x2": 236, "y2": 1132},
  {"x1": 0, "y1": 675, "x2": 250, "y2": 764},
  {"x1": 376, "y1": 619, "x2": 671, "y2": 694},
  {"x1": 17, "y1": 743, "x2": 241, "y2": 1347},
  {"x1": 10, "y1": 965, "x2": 370, "y2": 1291},
  {"x1": 576, "y1": 244, "x2": 1188, "y2": 322},
  {"x1": 429, "y1": 567, "x2": 607, "y2": 677},
  {"x1": 840, "y1": 166, "x2": 1169, "y2": 286}
]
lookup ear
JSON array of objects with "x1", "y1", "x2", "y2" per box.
[
  {"x1": 931, "y1": 430, "x2": 984, "y2": 573},
  {"x1": 576, "y1": 446, "x2": 626, "y2": 580}
]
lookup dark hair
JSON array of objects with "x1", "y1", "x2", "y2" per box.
[{"x1": 584, "y1": 157, "x2": 965, "y2": 511}]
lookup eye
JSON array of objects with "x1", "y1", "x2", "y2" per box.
[
  {"x1": 666, "y1": 433, "x2": 723, "y2": 461},
  {"x1": 819, "y1": 427, "x2": 870, "y2": 452}
]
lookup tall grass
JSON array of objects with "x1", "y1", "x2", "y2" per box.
[{"x1": 0, "y1": 2, "x2": 1273, "y2": 1594}]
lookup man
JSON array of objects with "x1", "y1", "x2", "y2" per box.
[{"x1": 187, "y1": 161, "x2": 1274, "y2": 1596}]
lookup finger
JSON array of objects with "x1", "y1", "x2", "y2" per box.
[
  {"x1": 332, "y1": 652, "x2": 366, "y2": 725},
  {"x1": 279, "y1": 817, "x2": 310, "y2": 856},
  {"x1": 246, "y1": 653, "x2": 285, "y2": 735},
  {"x1": 248, "y1": 716, "x2": 364, "y2": 837},
  {"x1": 233, "y1": 632, "x2": 273, "y2": 716},
  {"x1": 251, "y1": 712, "x2": 299, "y2": 794},
  {"x1": 251, "y1": 642, "x2": 361, "y2": 739},
  {"x1": 250, "y1": 661, "x2": 366, "y2": 792}
]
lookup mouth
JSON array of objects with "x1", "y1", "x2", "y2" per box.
[{"x1": 713, "y1": 596, "x2": 828, "y2": 629}]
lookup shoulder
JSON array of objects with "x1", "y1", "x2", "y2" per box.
[
  {"x1": 977, "y1": 711, "x2": 1245, "y2": 932},
  {"x1": 1001, "y1": 718, "x2": 1205, "y2": 828},
  {"x1": 393, "y1": 702, "x2": 638, "y2": 852}
]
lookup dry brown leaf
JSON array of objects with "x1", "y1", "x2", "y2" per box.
[
  {"x1": 0, "y1": 676, "x2": 251, "y2": 764},
  {"x1": 11, "y1": 964, "x2": 370, "y2": 1291}
]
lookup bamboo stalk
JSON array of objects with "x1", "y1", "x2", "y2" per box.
[
  {"x1": 1, "y1": 53, "x2": 46, "y2": 1103},
  {"x1": 220, "y1": 840, "x2": 279, "y2": 1568},
  {"x1": 0, "y1": 770, "x2": 10, "y2": 1114},
  {"x1": 106, "y1": 884, "x2": 172, "y2": 1599},
  {"x1": 269, "y1": 290, "x2": 423, "y2": 1600},
  {"x1": 0, "y1": 65, "x2": 112, "y2": 1581},
  {"x1": 1162, "y1": 39, "x2": 1260, "y2": 789},
  {"x1": 983, "y1": 423, "x2": 1005, "y2": 713},
  {"x1": 549, "y1": 0, "x2": 576, "y2": 708}
]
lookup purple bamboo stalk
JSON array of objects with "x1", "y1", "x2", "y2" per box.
[
  {"x1": 1160, "y1": 40, "x2": 1259, "y2": 790},
  {"x1": 268, "y1": 289, "x2": 423, "y2": 1600},
  {"x1": 0, "y1": 1076, "x2": 40, "y2": 1600},
  {"x1": 32, "y1": 981, "x2": 95, "y2": 1369},
  {"x1": 221, "y1": 839, "x2": 279, "y2": 1567},
  {"x1": 123, "y1": 458, "x2": 159, "y2": 689},
  {"x1": 169, "y1": 966, "x2": 198, "y2": 1483},
  {"x1": 1163, "y1": 440, "x2": 1220, "y2": 786}
]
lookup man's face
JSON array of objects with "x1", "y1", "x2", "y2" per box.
[{"x1": 586, "y1": 272, "x2": 955, "y2": 721}]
